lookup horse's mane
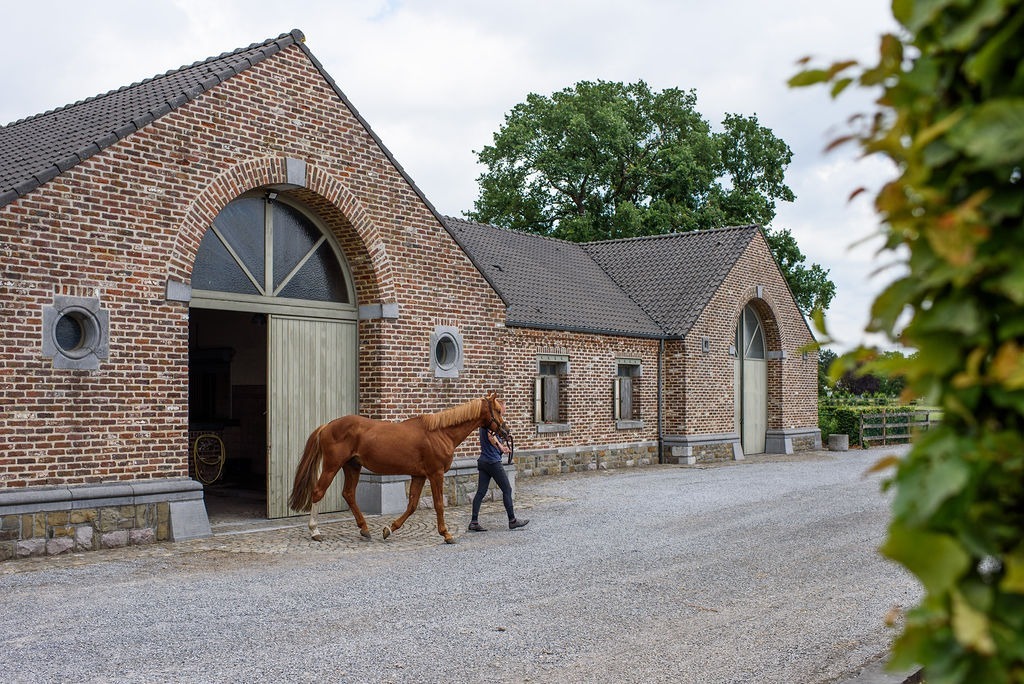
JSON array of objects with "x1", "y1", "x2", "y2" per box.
[{"x1": 422, "y1": 399, "x2": 482, "y2": 431}]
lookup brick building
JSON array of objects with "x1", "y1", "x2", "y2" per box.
[{"x1": 0, "y1": 30, "x2": 818, "y2": 560}]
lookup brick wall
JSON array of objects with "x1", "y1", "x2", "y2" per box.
[
  {"x1": 673, "y1": 231, "x2": 818, "y2": 437},
  {"x1": 0, "y1": 44, "x2": 505, "y2": 491},
  {"x1": 497, "y1": 327, "x2": 661, "y2": 455}
]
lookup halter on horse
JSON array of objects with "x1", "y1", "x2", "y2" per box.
[{"x1": 288, "y1": 393, "x2": 511, "y2": 544}]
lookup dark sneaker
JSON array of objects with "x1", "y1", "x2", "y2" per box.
[
  {"x1": 468, "y1": 521, "x2": 487, "y2": 532},
  {"x1": 508, "y1": 518, "x2": 530, "y2": 530}
]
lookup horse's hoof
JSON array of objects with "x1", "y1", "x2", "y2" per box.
[
  {"x1": 360, "y1": 529, "x2": 372, "y2": 540},
  {"x1": 382, "y1": 525, "x2": 392, "y2": 540},
  {"x1": 444, "y1": 536, "x2": 456, "y2": 545},
  {"x1": 311, "y1": 533, "x2": 323, "y2": 542}
]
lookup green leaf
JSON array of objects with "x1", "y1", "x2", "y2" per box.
[
  {"x1": 915, "y1": 456, "x2": 970, "y2": 521},
  {"x1": 788, "y1": 69, "x2": 833, "y2": 88},
  {"x1": 881, "y1": 522, "x2": 970, "y2": 594},
  {"x1": 830, "y1": 77, "x2": 853, "y2": 98},
  {"x1": 893, "y1": 0, "x2": 957, "y2": 33},
  {"x1": 914, "y1": 298, "x2": 983, "y2": 337},
  {"x1": 940, "y1": 0, "x2": 1005, "y2": 51},
  {"x1": 868, "y1": 277, "x2": 917, "y2": 334},
  {"x1": 1002, "y1": 549, "x2": 1024, "y2": 594},
  {"x1": 948, "y1": 99, "x2": 1024, "y2": 166},
  {"x1": 951, "y1": 590, "x2": 996, "y2": 655}
]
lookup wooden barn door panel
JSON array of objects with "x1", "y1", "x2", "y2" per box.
[
  {"x1": 267, "y1": 316, "x2": 356, "y2": 519},
  {"x1": 742, "y1": 358, "x2": 767, "y2": 454}
]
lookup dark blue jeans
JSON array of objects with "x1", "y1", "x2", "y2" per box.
[{"x1": 471, "y1": 458, "x2": 515, "y2": 521}]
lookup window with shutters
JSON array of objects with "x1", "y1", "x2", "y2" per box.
[
  {"x1": 534, "y1": 356, "x2": 570, "y2": 433},
  {"x1": 614, "y1": 360, "x2": 643, "y2": 428}
]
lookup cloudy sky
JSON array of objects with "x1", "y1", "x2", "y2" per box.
[{"x1": 2, "y1": 0, "x2": 901, "y2": 352}]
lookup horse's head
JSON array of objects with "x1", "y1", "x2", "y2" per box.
[{"x1": 484, "y1": 392, "x2": 511, "y2": 440}]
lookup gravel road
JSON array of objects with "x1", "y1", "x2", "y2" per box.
[{"x1": 0, "y1": 446, "x2": 919, "y2": 683}]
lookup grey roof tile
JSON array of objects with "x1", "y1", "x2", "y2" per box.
[
  {"x1": 446, "y1": 217, "x2": 758, "y2": 339},
  {"x1": 0, "y1": 29, "x2": 305, "y2": 207},
  {"x1": 583, "y1": 225, "x2": 758, "y2": 337},
  {"x1": 444, "y1": 217, "x2": 664, "y2": 337}
]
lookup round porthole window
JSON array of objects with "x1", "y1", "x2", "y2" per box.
[
  {"x1": 52, "y1": 309, "x2": 100, "y2": 359},
  {"x1": 434, "y1": 334, "x2": 459, "y2": 371},
  {"x1": 430, "y1": 326, "x2": 464, "y2": 378},
  {"x1": 42, "y1": 296, "x2": 110, "y2": 369}
]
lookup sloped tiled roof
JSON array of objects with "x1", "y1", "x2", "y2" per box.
[
  {"x1": 584, "y1": 225, "x2": 759, "y2": 337},
  {"x1": 0, "y1": 30, "x2": 306, "y2": 207},
  {"x1": 444, "y1": 217, "x2": 759, "y2": 338},
  {"x1": 444, "y1": 217, "x2": 664, "y2": 337}
]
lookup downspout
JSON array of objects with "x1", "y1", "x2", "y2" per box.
[{"x1": 657, "y1": 337, "x2": 665, "y2": 464}]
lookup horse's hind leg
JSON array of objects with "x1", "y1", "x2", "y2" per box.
[
  {"x1": 428, "y1": 472, "x2": 455, "y2": 544},
  {"x1": 341, "y1": 460, "x2": 371, "y2": 540},
  {"x1": 308, "y1": 500, "x2": 323, "y2": 542},
  {"x1": 308, "y1": 457, "x2": 343, "y2": 542},
  {"x1": 383, "y1": 476, "x2": 425, "y2": 540}
]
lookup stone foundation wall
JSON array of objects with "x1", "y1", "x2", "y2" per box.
[
  {"x1": 0, "y1": 478, "x2": 208, "y2": 562},
  {"x1": 792, "y1": 434, "x2": 819, "y2": 451},
  {"x1": 0, "y1": 503, "x2": 170, "y2": 561},
  {"x1": 392, "y1": 441, "x2": 659, "y2": 512},
  {"x1": 515, "y1": 441, "x2": 658, "y2": 477}
]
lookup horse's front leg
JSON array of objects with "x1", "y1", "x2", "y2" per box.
[
  {"x1": 428, "y1": 472, "x2": 454, "y2": 544},
  {"x1": 383, "y1": 476, "x2": 424, "y2": 539},
  {"x1": 341, "y1": 461, "x2": 371, "y2": 540}
]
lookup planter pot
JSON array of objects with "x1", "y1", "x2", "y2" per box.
[{"x1": 828, "y1": 434, "x2": 849, "y2": 452}]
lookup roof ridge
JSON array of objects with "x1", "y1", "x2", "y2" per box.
[
  {"x1": 583, "y1": 223, "x2": 760, "y2": 248},
  {"x1": 3, "y1": 29, "x2": 303, "y2": 128},
  {"x1": 443, "y1": 215, "x2": 581, "y2": 248}
]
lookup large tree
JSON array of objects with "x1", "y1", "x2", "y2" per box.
[{"x1": 467, "y1": 79, "x2": 835, "y2": 313}]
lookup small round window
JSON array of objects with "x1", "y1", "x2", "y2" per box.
[
  {"x1": 54, "y1": 310, "x2": 99, "y2": 358},
  {"x1": 434, "y1": 335, "x2": 459, "y2": 371},
  {"x1": 430, "y1": 326, "x2": 464, "y2": 378},
  {"x1": 42, "y1": 296, "x2": 110, "y2": 370}
]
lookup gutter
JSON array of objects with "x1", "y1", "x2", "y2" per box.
[{"x1": 658, "y1": 337, "x2": 665, "y2": 464}]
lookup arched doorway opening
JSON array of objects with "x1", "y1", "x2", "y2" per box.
[
  {"x1": 188, "y1": 192, "x2": 358, "y2": 519},
  {"x1": 734, "y1": 303, "x2": 767, "y2": 454}
]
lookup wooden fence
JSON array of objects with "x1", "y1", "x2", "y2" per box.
[{"x1": 859, "y1": 410, "x2": 940, "y2": 446}]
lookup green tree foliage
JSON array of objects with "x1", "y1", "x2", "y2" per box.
[
  {"x1": 793, "y1": 1, "x2": 1024, "y2": 681},
  {"x1": 765, "y1": 227, "x2": 837, "y2": 313},
  {"x1": 830, "y1": 349, "x2": 910, "y2": 397},
  {"x1": 819, "y1": 347, "x2": 839, "y2": 394},
  {"x1": 468, "y1": 79, "x2": 836, "y2": 313}
]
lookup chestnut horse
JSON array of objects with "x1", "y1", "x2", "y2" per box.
[{"x1": 288, "y1": 393, "x2": 510, "y2": 544}]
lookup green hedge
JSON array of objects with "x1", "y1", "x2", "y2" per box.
[{"x1": 819, "y1": 403, "x2": 941, "y2": 447}]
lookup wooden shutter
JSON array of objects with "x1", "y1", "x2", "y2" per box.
[
  {"x1": 619, "y1": 376, "x2": 633, "y2": 421},
  {"x1": 542, "y1": 375, "x2": 560, "y2": 422},
  {"x1": 534, "y1": 376, "x2": 543, "y2": 422},
  {"x1": 613, "y1": 377, "x2": 621, "y2": 420}
]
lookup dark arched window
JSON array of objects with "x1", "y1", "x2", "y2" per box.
[
  {"x1": 193, "y1": 196, "x2": 349, "y2": 303},
  {"x1": 736, "y1": 304, "x2": 765, "y2": 360}
]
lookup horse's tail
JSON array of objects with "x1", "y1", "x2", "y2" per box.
[{"x1": 289, "y1": 424, "x2": 326, "y2": 513}]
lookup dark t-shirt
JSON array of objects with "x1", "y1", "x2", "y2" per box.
[{"x1": 478, "y1": 427, "x2": 503, "y2": 463}]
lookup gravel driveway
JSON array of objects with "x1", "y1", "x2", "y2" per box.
[{"x1": 0, "y1": 446, "x2": 919, "y2": 683}]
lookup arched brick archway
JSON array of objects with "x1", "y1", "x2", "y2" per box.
[
  {"x1": 170, "y1": 156, "x2": 400, "y2": 518},
  {"x1": 172, "y1": 156, "x2": 391, "y2": 305},
  {"x1": 733, "y1": 293, "x2": 785, "y2": 454}
]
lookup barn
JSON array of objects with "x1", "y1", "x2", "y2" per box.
[{"x1": 0, "y1": 30, "x2": 818, "y2": 560}]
